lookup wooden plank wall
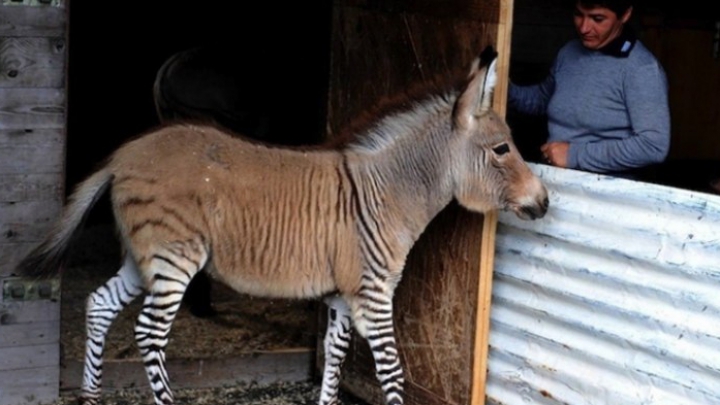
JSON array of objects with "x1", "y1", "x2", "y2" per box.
[
  {"x1": 319, "y1": 0, "x2": 510, "y2": 404},
  {"x1": 0, "y1": 2, "x2": 67, "y2": 405}
]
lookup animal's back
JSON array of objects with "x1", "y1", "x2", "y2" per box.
[{"x1": 107, "y1": 123, "x2": 362, "y2": 298}]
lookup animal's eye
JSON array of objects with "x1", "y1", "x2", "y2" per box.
[{"x1": 492, "y1": 143, "x2": 510, "y2": 155}]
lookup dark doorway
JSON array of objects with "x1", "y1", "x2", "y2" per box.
[{"x1": 66, "y1": 1, "x2": 333, "y2": 200}]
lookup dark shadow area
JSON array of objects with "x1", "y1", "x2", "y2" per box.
[
  {"x1": 66, "y1": 1, "x2": 334, "y2": 225},
  {"x1": 60, "y1": 0, "x2": 335, "y2": 377},
  {"x1": 506, "y1": 61, "x2": 552, "y2": 165}
]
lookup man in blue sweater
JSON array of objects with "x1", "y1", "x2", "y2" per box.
[{"x1": 508, "y1": 0, "x2": 671, "y2": 176}]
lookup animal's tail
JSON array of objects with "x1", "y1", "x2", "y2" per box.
[{"x1": 15, "y1": 167, "x2": 114, "y2": 279}]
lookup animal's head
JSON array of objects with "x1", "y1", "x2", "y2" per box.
[{"x1": 451, "y1": 46, "x2": 548, "y2": 220}]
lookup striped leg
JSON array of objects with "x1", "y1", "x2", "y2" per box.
[
  {"x1": 319, "y1": 296, "x2": 352, "y2": 405},
  {"x1": 361, "y1": 293, "x2": 404, "y2": 405},
  {"x1": 135, "y1": 244, "x2": 206, "y2": 405},
  {"x1": 80, "y1": 255, "x2": 144, "y2": 405}
]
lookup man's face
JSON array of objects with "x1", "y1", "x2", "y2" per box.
[{"x1": 573, "y1": 3, "x2": 631, "y2": 50}]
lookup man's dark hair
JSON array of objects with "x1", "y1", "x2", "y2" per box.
[{"x1": 576, "y1": 0, "x2": 633, "y2": 17}]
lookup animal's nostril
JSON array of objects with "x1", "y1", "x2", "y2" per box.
[
  {"x1": 543, "y1": 196, "x2": 549, "y2": 209},
  {"x1": 521, "y1": 205, "x2": 539, "y2": 220}
]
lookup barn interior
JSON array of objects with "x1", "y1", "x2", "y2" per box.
[
  {"x1": 60, "y1": 0, "x2": 720, "y2": 394},
  {"x1": 60, "y1": 0, "x2": 335, "y2": 390},
  {"x1": 65, "y1": 1, "x2": 334, "y2": 192}
]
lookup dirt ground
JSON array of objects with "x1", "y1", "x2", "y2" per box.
[
  {"x1": 52, "y1": 381, "x2": 368, "y2": 405},
  {"x1": 56, "y1": 223, "x2": 370, "y2": 404}
]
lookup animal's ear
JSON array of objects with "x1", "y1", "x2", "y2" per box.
[{"x1": 454, "y1": 46, "x2": 499, "y2": 133}]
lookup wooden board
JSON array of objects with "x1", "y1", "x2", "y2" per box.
[
  {"x1": 0, "y1": 293, "x2": 61, "y2": 405},
  {"x1": 0, "y1": 173, "x2": 63, "y2": 202},
  {"x1": 0, "y1": 200, "x2": 62, "y2": 240},
  {"x1": 0, "y1": 299, "x2": 60, "y2": 327},
  {"x1": 470, "y1": 3, "x2": 513, "y2": 402},
  {"x1": 0, "y1": 37, "x2": 66, "y2": 88},
  {"x1": 0, "y1": 88, "x2": 65, "y2": 130},
  {"x1": 0, "y1": 3, "x2": 67, "y2": 404},
  {"x1": 0, "y1": 4, "x2": 66, "y2": 37},
  {"x1": 0, "y1": 366, "x2": 59, "y2": 405},
  {"x1": 60, "y1": 350, "x2": 315, "y2": 392},
  {"x1": 0, "y1": 242, "x2": 44, "y2": 277},
  {"x1": 0, "y1": 128, "x2": 64, "y2": 173},
  {"x1": 0, "y1": 319, "x2": 60, "y2": 348},
  {"x1": 0, "y1": 343, "x2": 59, "y2": 371}
]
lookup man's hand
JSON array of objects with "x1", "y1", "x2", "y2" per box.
[{"x1": 540, "y1": 142, "x2": 569, "y2": 168}]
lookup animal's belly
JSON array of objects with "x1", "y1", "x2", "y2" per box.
[{"x1": 212, "y1": 264, "x2": 337, "y2": 299}]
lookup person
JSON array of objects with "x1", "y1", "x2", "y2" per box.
[{"x1": 508, "y1": 0, "x2": 671, "y2": 177}]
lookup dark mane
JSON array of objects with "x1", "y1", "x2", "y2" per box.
[{"x1": 323, "y1": 68, "x2": 469, "y2": 150}]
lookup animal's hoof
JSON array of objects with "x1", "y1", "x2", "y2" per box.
[{"x1": 77, "y1": 394, "x2": 99, "y2": 405}]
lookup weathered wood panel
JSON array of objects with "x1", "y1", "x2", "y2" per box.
[
  {"x1": 0, "y1": 3, "x2": 66, "y2": 404},
  {"x1": 0, "y1": 299, "x2": 60, "y2": 325},
  {"x1": 0, "y1": 3, "x2": 66, "y2": 38},
  {"x1": 0, "y1": 199, "x2": 60, "y2": 276},
  {"x1": 0, "y1": 100, "x2": 65, "y2": 278},
  {"x1": 0, "y1": 200, "x2": 62, "y2": 241},
  {"x1": 0, "y1": 319, "x2": 60, "y2": 348},
  {"x1": 322, "y1": 0, "x2": 512, "y2": 403},
  {"x1": 0, "y1": 37, "x2": 66, "y2": 88},
  {"x1": 0, "y1": 128, "x2": 64, "y2": 174},
  {"x1": 0, "y1": 173, "x2": 63, "y2": 202},
  {"x1": 0, "y1": 242, "x2": 38, "y2": 276},
  {"x1": 0, "y1": 300, "x2": 60, "y2": 394},
  {"x1": 0, "y1": 88, "x2": 65, "y2": 129},
  {"x1": 0, "y1": 343, "x2": 58, "y2": 371},
  {"x1": 0, "y1": 366, "x2": 59, "y2": 405}
]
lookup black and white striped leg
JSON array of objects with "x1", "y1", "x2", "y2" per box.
[
  {"x1": 364, "y1": 297, "x2": 404, "y2": 405},
  {"x1": 134, "y1": 249, "x2": 201, "y2": 405},
  {"x1": 319, "y1": 296, "x2": 352, "y2": 405},
  {"x1": 80, "y1": 255, "x2": 144, "y2": 405}
]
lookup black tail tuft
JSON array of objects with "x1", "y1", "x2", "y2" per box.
[
  {"x1": 14, "y1": 242, "x2": 69, "y2": 279},
  {"x1": 13, "y1": 168, "x2": 114, "y2": 280}
]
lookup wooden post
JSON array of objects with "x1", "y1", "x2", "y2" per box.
[{"x1": 470, "y1": 1, "x2": 514, "y2": 404}]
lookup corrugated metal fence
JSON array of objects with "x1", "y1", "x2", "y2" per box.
[{"x1": 489, "y1": 164, "x2": 720, "y2": 405}]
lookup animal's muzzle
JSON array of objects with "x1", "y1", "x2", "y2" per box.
[{"x1": 520, "y1": 195, "x2": 549, "y2": 220}]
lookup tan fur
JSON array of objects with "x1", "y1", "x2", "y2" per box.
[{"x1": 106, "y1": 124, "x2": 362, "y2": 298}]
